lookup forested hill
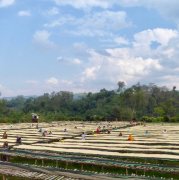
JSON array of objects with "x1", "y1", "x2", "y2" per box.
[{"x1": 0, "y1": 83, "x2": 179, "y2": 123}]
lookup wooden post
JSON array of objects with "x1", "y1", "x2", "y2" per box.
[
  {"x1": 126, "y1": 168, "x2": 128, "y2": 175},
  {"x1": 42, "y1": 159, "x2": 44, "y2": 166},
  {"x1": 35, "y1": 159, "x2": 37, "y2": 165},
  {"x1": 101, "y1": 166, "x2": 104, "y2": 172},
  {"x1": 65, "y1": 162, "x2": 68, "y2": 169},
  {"x1": 56, "y1": 160, "x2": 58, "y2": 168},
  {"x1": 3, "y1": 175, "x2": 6, "y2": 180},
  {"x1": 81, "y1": 163, "x2": 83, "y2": 171}
]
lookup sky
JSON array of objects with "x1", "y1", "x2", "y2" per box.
[{"x1": 0, "y1": 0, "x2": 179, "y2": 97}]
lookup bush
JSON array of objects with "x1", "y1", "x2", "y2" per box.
[
  {"x1": 170, "y1": 116, "x2": 179, "y2": 122},
  {"x1": 163, "y1": 115, "x2": 170, "y2": 122},
  {"x1": 141, "y1": 116, "x2": 164, "y2": 123}
]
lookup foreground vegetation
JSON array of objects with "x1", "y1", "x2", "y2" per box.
[{"x1": 0, "y1": 82, "x2": 179, "y2": 123}]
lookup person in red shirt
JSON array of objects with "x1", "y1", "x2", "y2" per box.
[{"x1": 96, "y1": 127, "x2": 100, "y2": 134}]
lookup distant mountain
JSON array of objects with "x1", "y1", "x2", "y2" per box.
[
  {"x1": 2, "y1": 94, "x2": 86, "y2": 101},
  {"x1": 2, "y1": 95, "x2": 37, "y2": 101}
]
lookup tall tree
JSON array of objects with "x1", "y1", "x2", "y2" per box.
[{"x1": 117, "y1": 81, "x2": 125, "y2": 93}]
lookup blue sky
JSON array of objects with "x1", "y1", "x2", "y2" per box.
[{"x1": 0, "y1": 0, "x2": 179, "y2": 97}]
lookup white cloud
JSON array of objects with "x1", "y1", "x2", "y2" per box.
[
  {"x1": 0, "y1": 0, "x2": 15, "y2": 8},
  {"x1": 82, "y1": 66, "x2": 101, "y2": 80},
  {"x1": 44, "y1": 20, "x2": 62, "y2": 28},
  {"x1": 60, "y1": 79, "x2": 72, "y2": 85},
  {"x1": 118, "y1": 0, "x2": 179, "y2": 25},
  {"x1": 46, "y1": 10, "x2": 131, "y2": 37},
  {"x1": 114, "y1": 37, "x2": 129, "y2": 45},
  {"x1": 160, "y1": 75, "x2": 179, "y2": 89},
  {"x1": 140, "y1": 1, "x2": 179, "y2": 22},
  {"x1": 46, "y1": 7, "x2": 59, "y2": 16},
  {"x1": 33, "y1": 30, "x2": 56, "y2": 48},
  {"x1": 53, "y1": 0, "x2": 116, "y2": 9},
  {"x1": 81, "y1": 48, "x2": 162, "y2": 86},
  {"x1": 116, "y1": 0, "x2": 144, "y2": 7},
  {"x1": 51, "y1": 0, "x2": 179, "y2": 25},
  {"x1": 174, "y1": 67, "x2": 179, "y2": 72},
  {"x1": 13, "y1": 27, "x2": 179, "y2": 95},
  {"x1": 46, "y1": 78, "x2": 72, "y2": 86},
  {"x1": 57, "y1": 56, "x2": 64, "y2": 62},
  {"x1": 43, "y1": 78, "x2": 74, "y2": 93},
  {"x1": 44, "y1": 15, "x2": 74, "y2": 28},
  {"x1": 57, "y1": 56, "x2": 82, "y2": 65},
  {"x1": 134, "y1": 28, "x2": 178, "y2": 47},
  {"x1": 161, "y1": 48, "x2": 175, "y2": 58},
  {"x1": 18, "y1": 10, "x2": 31, "y2": 17},
  {"x1": 131, "y1": 28, "x2": 178, "y2": 59},
  {"x1": 46, "y1": 77, "x2": 59, "y2": 85},
  {"x1": 77, "y1": 27, "x2": 179, "y2": 91},
  {"x1": 73, "y1": 42, "x2": 87, "y2": 51},
  {"x1": 73, "y1": 58, "x2": 82, "y2": 65},
  {"x1": 81, "y1": 11, "x2": 130, "y2": 32},
  {"x1": 1, "y1": 78, "x2": 74, "y2": 97}
]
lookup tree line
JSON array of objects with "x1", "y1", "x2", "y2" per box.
[{"x1": 0, "y1": 82, "x2": 179, "y2": 123}]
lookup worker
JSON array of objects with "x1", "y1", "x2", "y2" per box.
[
  {"x1": 16, "y1": 136, "x2": 22, "y2": 144},
  {"x1": 82, "y1": 132, "x2": 86, "y2": 140},
  {"x1": 119, "y1": 132, "x2": 123, "y2": 136},
  {"x1": 42, "y1": 130, "x2": 48, "y2": 137},
  {"x1": 2, "y1": 141, "x2": 9, "y2": 149},
  {"x1": 2, "y1": 131, "x2": 7, "y2": 139},
  {"x1": 107, "y1": 129, "x2": 111, "y2": 134},
  {"x1": 96, "y1": 127, "x2": 100, "y2": 134},
  {"x1": 128, "y1": 134, "x2": 134, "y2": 141}
]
